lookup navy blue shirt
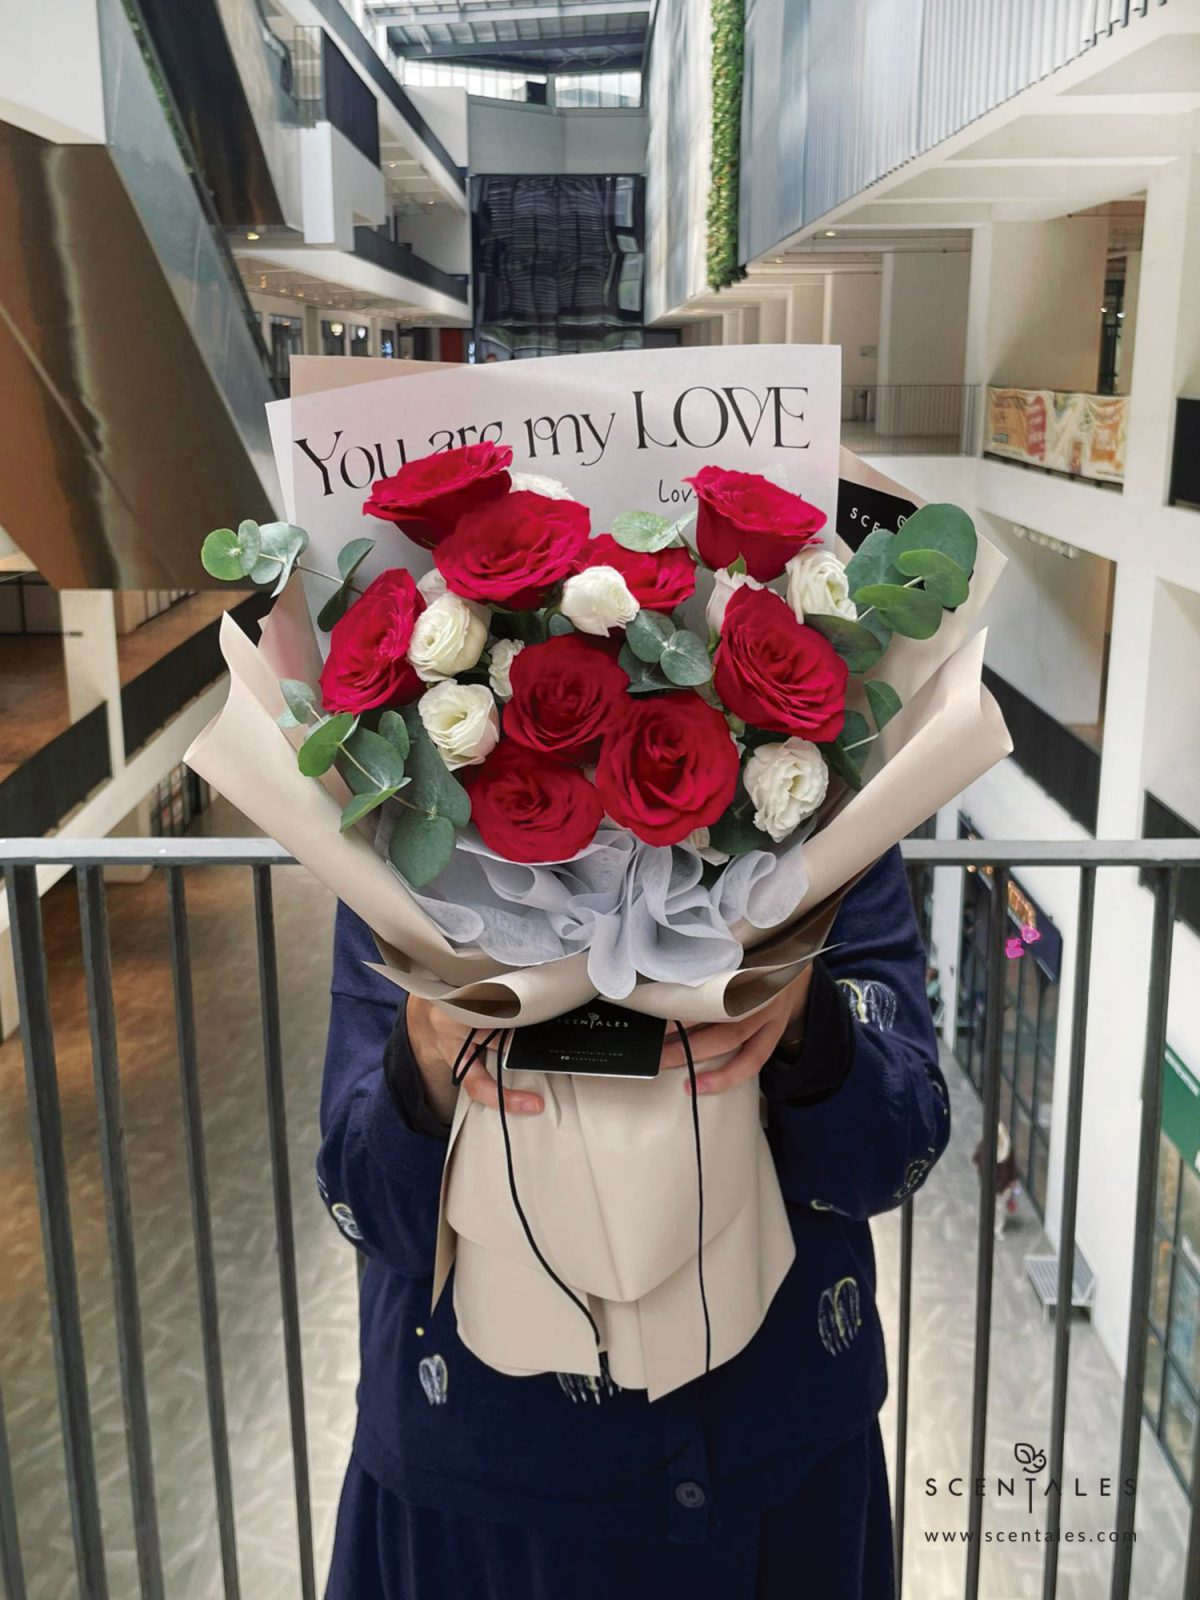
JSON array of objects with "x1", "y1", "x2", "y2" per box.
[{"x1": 317, "y1": 846, "x2": 947, "y2": 1543}]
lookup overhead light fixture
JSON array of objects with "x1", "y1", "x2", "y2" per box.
[
  {"x1": 247, "y1": 230, "x2": 260, "y2": 241},
  {"x1": 773, "y1": 256, "x2": 783, "y2": 263},
  {"x1": 356, "y1": 325, "x2": 368, "y2": 338},
  {"x1": 330, "y1": 321, "x2": 345, "y2": 336},
  {"x1": 823, "y1": 229, "x2": 837, "y2": 238}
]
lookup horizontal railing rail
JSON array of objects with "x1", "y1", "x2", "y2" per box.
[
  {"x1": 351, "y1": 226, "x2": 469, "y2": 302},
  {"x1": 2, "y1": 835, "x2": 1199, "y2": 1600}
]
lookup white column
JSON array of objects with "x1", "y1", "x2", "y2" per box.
[{"x1": 60, "y1": 589, "x2": 124, "y2": 779}]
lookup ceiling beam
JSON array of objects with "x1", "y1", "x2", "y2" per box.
[{"x1": 368, "y1": 3, "x2": 651, "y2": 23}]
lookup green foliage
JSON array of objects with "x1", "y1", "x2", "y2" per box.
[
  {"x1": 618, "y1": 642, "x2": 670, "y2": 694},
  {"x1": 388, "y1": 813, "x2": 457, "y2": 890},
  {"x1": 548, "y1": 612, "x2": 575, "y2": 636},
  {"x1": 277, "y1": 679, "x2": 321, "y2": 730},
  {"x1": 804, "y1": 613, "x2": 888, "y2": 673},
  {"x1": 298, "y1": 713, "x2": 357, "y2": 777},
  {"x1": 318, "y1": 537, "x2": 375, "y2": 630},
  {"x1": 400, "y1": 708, "x2": 471, "y2": 829},
  {"x1": 708, "y1": 787, "x2": 773, "y2": 857},
  {"x1": 821, "y1": 711, "x2": 872, "y2": 792},
  {"x1": 843, "y1": 505, "x2": 978, "y2": 641},
  {"x1": 626, "y1": 609, "x2": 675, "y2": 663},
  {"x1": 864, "y1": 679, "x2": 902, "y2": 732},
  {"x1": 659, "y1": 631, "x2": 712, "y2": 686},
  {"x1": 706, "y1": 0, "x2": 747, "y2": 290},
  {"x1": 202, "y1": 518, "x2": 309, "y2": 594},
  {"x1": 610, "y1": 510, "x2": 692, "y2": 552}
]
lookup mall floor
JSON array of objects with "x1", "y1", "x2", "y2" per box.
[{"x1": 0, "y1": 799, "x2": 1189, "y2": 1600}]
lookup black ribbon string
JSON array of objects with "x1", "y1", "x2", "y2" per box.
[{"x1": 455, "y1": 1022, "x2": 713, "y2": 1382}]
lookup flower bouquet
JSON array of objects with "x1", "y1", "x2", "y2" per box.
[{"x1": 187, "y1": 348, "x2": 1010, "y2": 1396}]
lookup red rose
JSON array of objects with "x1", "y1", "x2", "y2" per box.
[
  {"x1": 363, "y1": 441, "x2": 513, "y2": 549},
  {"x1": 581, "y1": 534, "x2": 696, "y2": 613},
  {"x1": 686, "y1": 465, "x2": 827, "y2": 581},
  {"x1": 435, "y1": 491, "x2": 590, "y2": 610},
  {"x1": 467, "y1": 743, "x2": 603, "y2": 863},
  {"x1": 504, "y1": 635, "x2": 629, "y2": 763},
  {"x1": 595, "y1": 692, "x2": 739, "y2": 847},
  {"x1": 713, "y1": 587, "x2": 847, "y2": 741},
  {"x1": 319, "y1": 569, "x2": 425, "y2": 713}
]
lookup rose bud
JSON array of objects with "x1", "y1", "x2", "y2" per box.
[
  {"x1": 504, "y1": 635, "x2": 629, "y2": 763},
  {"x1": 319, "y1": 569, "x2": 424, "y2": 713},
  {"x1": 713, "y1": 587, "x2": 847, "y2": 742},
  {"x1": 595, "y1": 692, "x2": 739, "y2": 847},
  {"x1": 363, "y1": 442, "x2": 513, "y2": 549},
  {"x1": 686, "y1": 465, "x2": 826, "y2": 581},
  {"x1": 467, "y1": 743, "x2": 603, "y2": 863},
  {"x1": 435, "y1": 491, "x2": 590, "y2": 610}
]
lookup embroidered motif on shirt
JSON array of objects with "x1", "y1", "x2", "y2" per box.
[
  {"x1": 557, "y1": 1370, "x2": 618, "y2": 1405},
  {"x1": 837, "y1": 978, "x2": 898, "y2": 1032},
  {"x1": 817, "y1": 1276, "x2": 863, "y2": 1356},
  {"x1": 894, "y1": 1145, "x2": 938, "y2": 1201},
  {"x1": 330, "y1": 1201, "x2": 363, "y2": 1242},
  {"x1": 419, "y1": 1354, "x2": 449, "y2": 1406}
]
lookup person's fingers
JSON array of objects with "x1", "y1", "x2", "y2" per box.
[
  {"x1": 461, "y1": 1060, "x2": 544, "y2": 1115},
  {"x1": 685, "y1": 1037, "x2": 772, "y2": 1096},
  {"x1": 661, "y1": 1016, "x2": 762, "y2": 1069}
]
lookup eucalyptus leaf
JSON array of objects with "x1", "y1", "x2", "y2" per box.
[
  {"x1": 401, "y1": 707, "x2": 471, "y2": 828},
  {"x1": 340, "y1": 786, "x2": 401, "y2": 831},
  {"x1": 343, "y1": 727, "x2": 407, "y2": 792},
  {"x1": 894, "y1": 547, "x2": 970, "y2": 608},
  {"x1": 842, "y1": 710, "x2": 871, "y2": 749},
  {"x1": 201, "y1": 524, "x2": 259, "y2": 582},
  {"x1": 611, "y1": 510, "x2": 684, "y2": 552},
  {"x1": 845, "y1": 527, "x2": 904, "y2": 597},
  {"x1": 388, "y1": 809, "x2": 457, "y2": 889},
  {"x1": 865, "y1": 679, "x2": 902, "y2": 732},
  {"x1": 626, "y1": 609, "x2": 675, "y2": 663},
  {"x1": 804, "y1": 613, "x2": 887, "y2": 673},
  {"x1": 820, "y1": 735, "x2": 865, "y2": 793},
  {"x1": 548, "y1": 612, "x2": 575, "y2": 636},
  {"x1": 852, "y1": 582, "x2": 942, "y2": 640},
  {"x1": 707, "y1": 800, "x2": 773, "y2": 858},
  {"x1": 893, "y1": 503, "x2": 977, "y2": 575},
  {"x1": 297, "y1": 713, "x2": 357, "y2": 777},
  {"x1": 378, "y1": 709, "x2": 411, "y2": 760},
  {"x1": 659, "y1": 631, "x2": 712, "y2": 686},
  {"x1": 318, "y1": 536, "x2": 376, "y2": 630},
  {"x1": 277, "y1": 678, "x2": 320, "y2": 729},
  {"x1": 251, "y1": 521, "x2": 309, "y2": 597}
]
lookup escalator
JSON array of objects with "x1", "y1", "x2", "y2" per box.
[{"x1": 0, "y1": 0, "x2": 282, "y2": 590}]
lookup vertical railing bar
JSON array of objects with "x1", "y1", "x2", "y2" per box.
[
  {"x1": 4, "y1": 865, "x2": 109, "y2": 1600},
  {"x1": 894, "y1": 1195, "x2": 915, "y2": 1595},
  {"x1": 1187, "y1": 1253, "x2": 1200, "y2": 1600},
  {"x1": 252, "y1": 866, "x2": 317, "y2": 1600},
  {"x1": 1111, "y1": 866, "x2": 1178, "y2": 1599},
  {"x1": 965, "y1": 865, "x2": 1010, "y2": 1600},
  {"x1": 165, "y1": 867, "x2": 241, "y2": 1600},
  {"x1": 1041, "y1": 866, "x2": 1096, "y2": 1600},
  {"x1": 76, "y1": 868, "x2": 165, "y2": 1600},
  {"x1": 0, "y1": 1380, "x2": 28, "y2": 1600}
]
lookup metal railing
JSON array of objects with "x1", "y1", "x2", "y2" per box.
[
  {"x1": 351, "y1": 226, "x2": 470, "y2": 303},
  {"x1": 1, "y1": 835, "x2": 1199, "y2": 1600},
  {"x1": 840, "y1": 384, "x2": 979, "y2": 457}
]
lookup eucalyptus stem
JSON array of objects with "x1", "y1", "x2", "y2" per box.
[{"x1": 854, "y1": 574, "x2": 923, "y2": 623}]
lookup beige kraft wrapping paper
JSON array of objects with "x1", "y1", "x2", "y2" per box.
[{"x1": 185, "y1": 355, "x2": 1011, "y2": 1397}]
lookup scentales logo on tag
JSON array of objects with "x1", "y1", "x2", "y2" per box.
[
  {"x1": 925, "y1": 1443, "x2": 1135, "y2": 1517},
  {"x1": 562, "y1": 1009, "x2": 631, "y2": 1031}
]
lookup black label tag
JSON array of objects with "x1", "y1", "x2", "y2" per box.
[
  {"x1": 837, "y1": 476, "x2": 918, "y2": 549},
  {"x1": 505, "y1": 1000, "x2": 665, "y2": 1079}
]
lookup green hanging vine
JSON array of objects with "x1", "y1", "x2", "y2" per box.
[{"x1": 706, "y1": 0, "x2": 747, "y2": 291}]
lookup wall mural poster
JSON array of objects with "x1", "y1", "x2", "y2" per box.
[{"x1": 985, "y1": 386, "x2": 1127, "y2": 483}]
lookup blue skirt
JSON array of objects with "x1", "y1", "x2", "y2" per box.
[{"x1": 326, "y1": 1423, "x2": 894, "y2": 1600}]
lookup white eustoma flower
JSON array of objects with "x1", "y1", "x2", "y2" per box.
[
  {"x1": 509, "y1": 471, "x2": 574, "y2": 500},
  {"x1": 743, "y1": 738, "x2": 829, "y2": 843},
  {"x1": 705, "y1": 568, "x2": 764, "y2": 632},
  {"x1": 408, "y1": 593, "x2": 489, "y2": 683},
  {"x1": 785, "y1": 547, "x2": 856, "y2": 623},
  {"x1": 417, "y1": 568, "x2": 449, "y2": 604},
  {"x1": 488, "y1": 638, "x2": 524, "y2": 700},
  {"x1": 560, "y1": 565, "x2": 639, "y2": 635},
  {"x1": 685, "y1": 826, "x2": 731, "y2": 867},
  {"x1": 417, "y1": 681, "x2": 499, "y2": 770}
]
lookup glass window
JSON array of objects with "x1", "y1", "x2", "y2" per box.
[
  {"x1": 1036, "y1": 1043, "x2": 1056, "y2": 1133},
  {"x1": 351, "y1": 324, "x2": 370, "y2": 357},
  {"x1": 1011, "y1": 1103, "x2": 1032, "y2": 1178},
  {"x1": 1015, "y1": 1011, "x2": 1036, "y2": 1111},
  {"x1": 999, "y1": 1075, "x2": 1014, "y2": 1135},
  {"x1": 1168, "y1": 1257, "x2": 1200, "y2": 1392},
  {"x1": 1030, "y1": 1133, "x2": 1049, "y2": 1213},
  {"x1": 1163, "y1": 1364, "x2": 1196, "y2": 1487},
  {"x1": 1180, "y1": 1163, "x2": 1200, "y2": 1275},
  {"x1": 1151, "y1": 1232, "x2": 1174, "y2": 1331},
  {"x1": 1159, "y1": 1135, "x2": 1182, "y2": 1228},
  {"x1": 1039, "y1": 975, "x2": 1059, "y2": 1055},
  {"x1": 1145, "y1": 1330, "x2": 1165, "y2": 1430}
]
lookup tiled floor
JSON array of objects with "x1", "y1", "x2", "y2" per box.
[{"x1": 0, "y1": 802, "x2": 1190, "y2": 1599}]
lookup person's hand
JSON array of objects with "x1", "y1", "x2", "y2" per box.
[
  {"x1": 406, "y1": 996, "x2": 545, "y2": 1121},
  {"x1": 660, "y1": 966, "x2": 814, "y2": 1097}
]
